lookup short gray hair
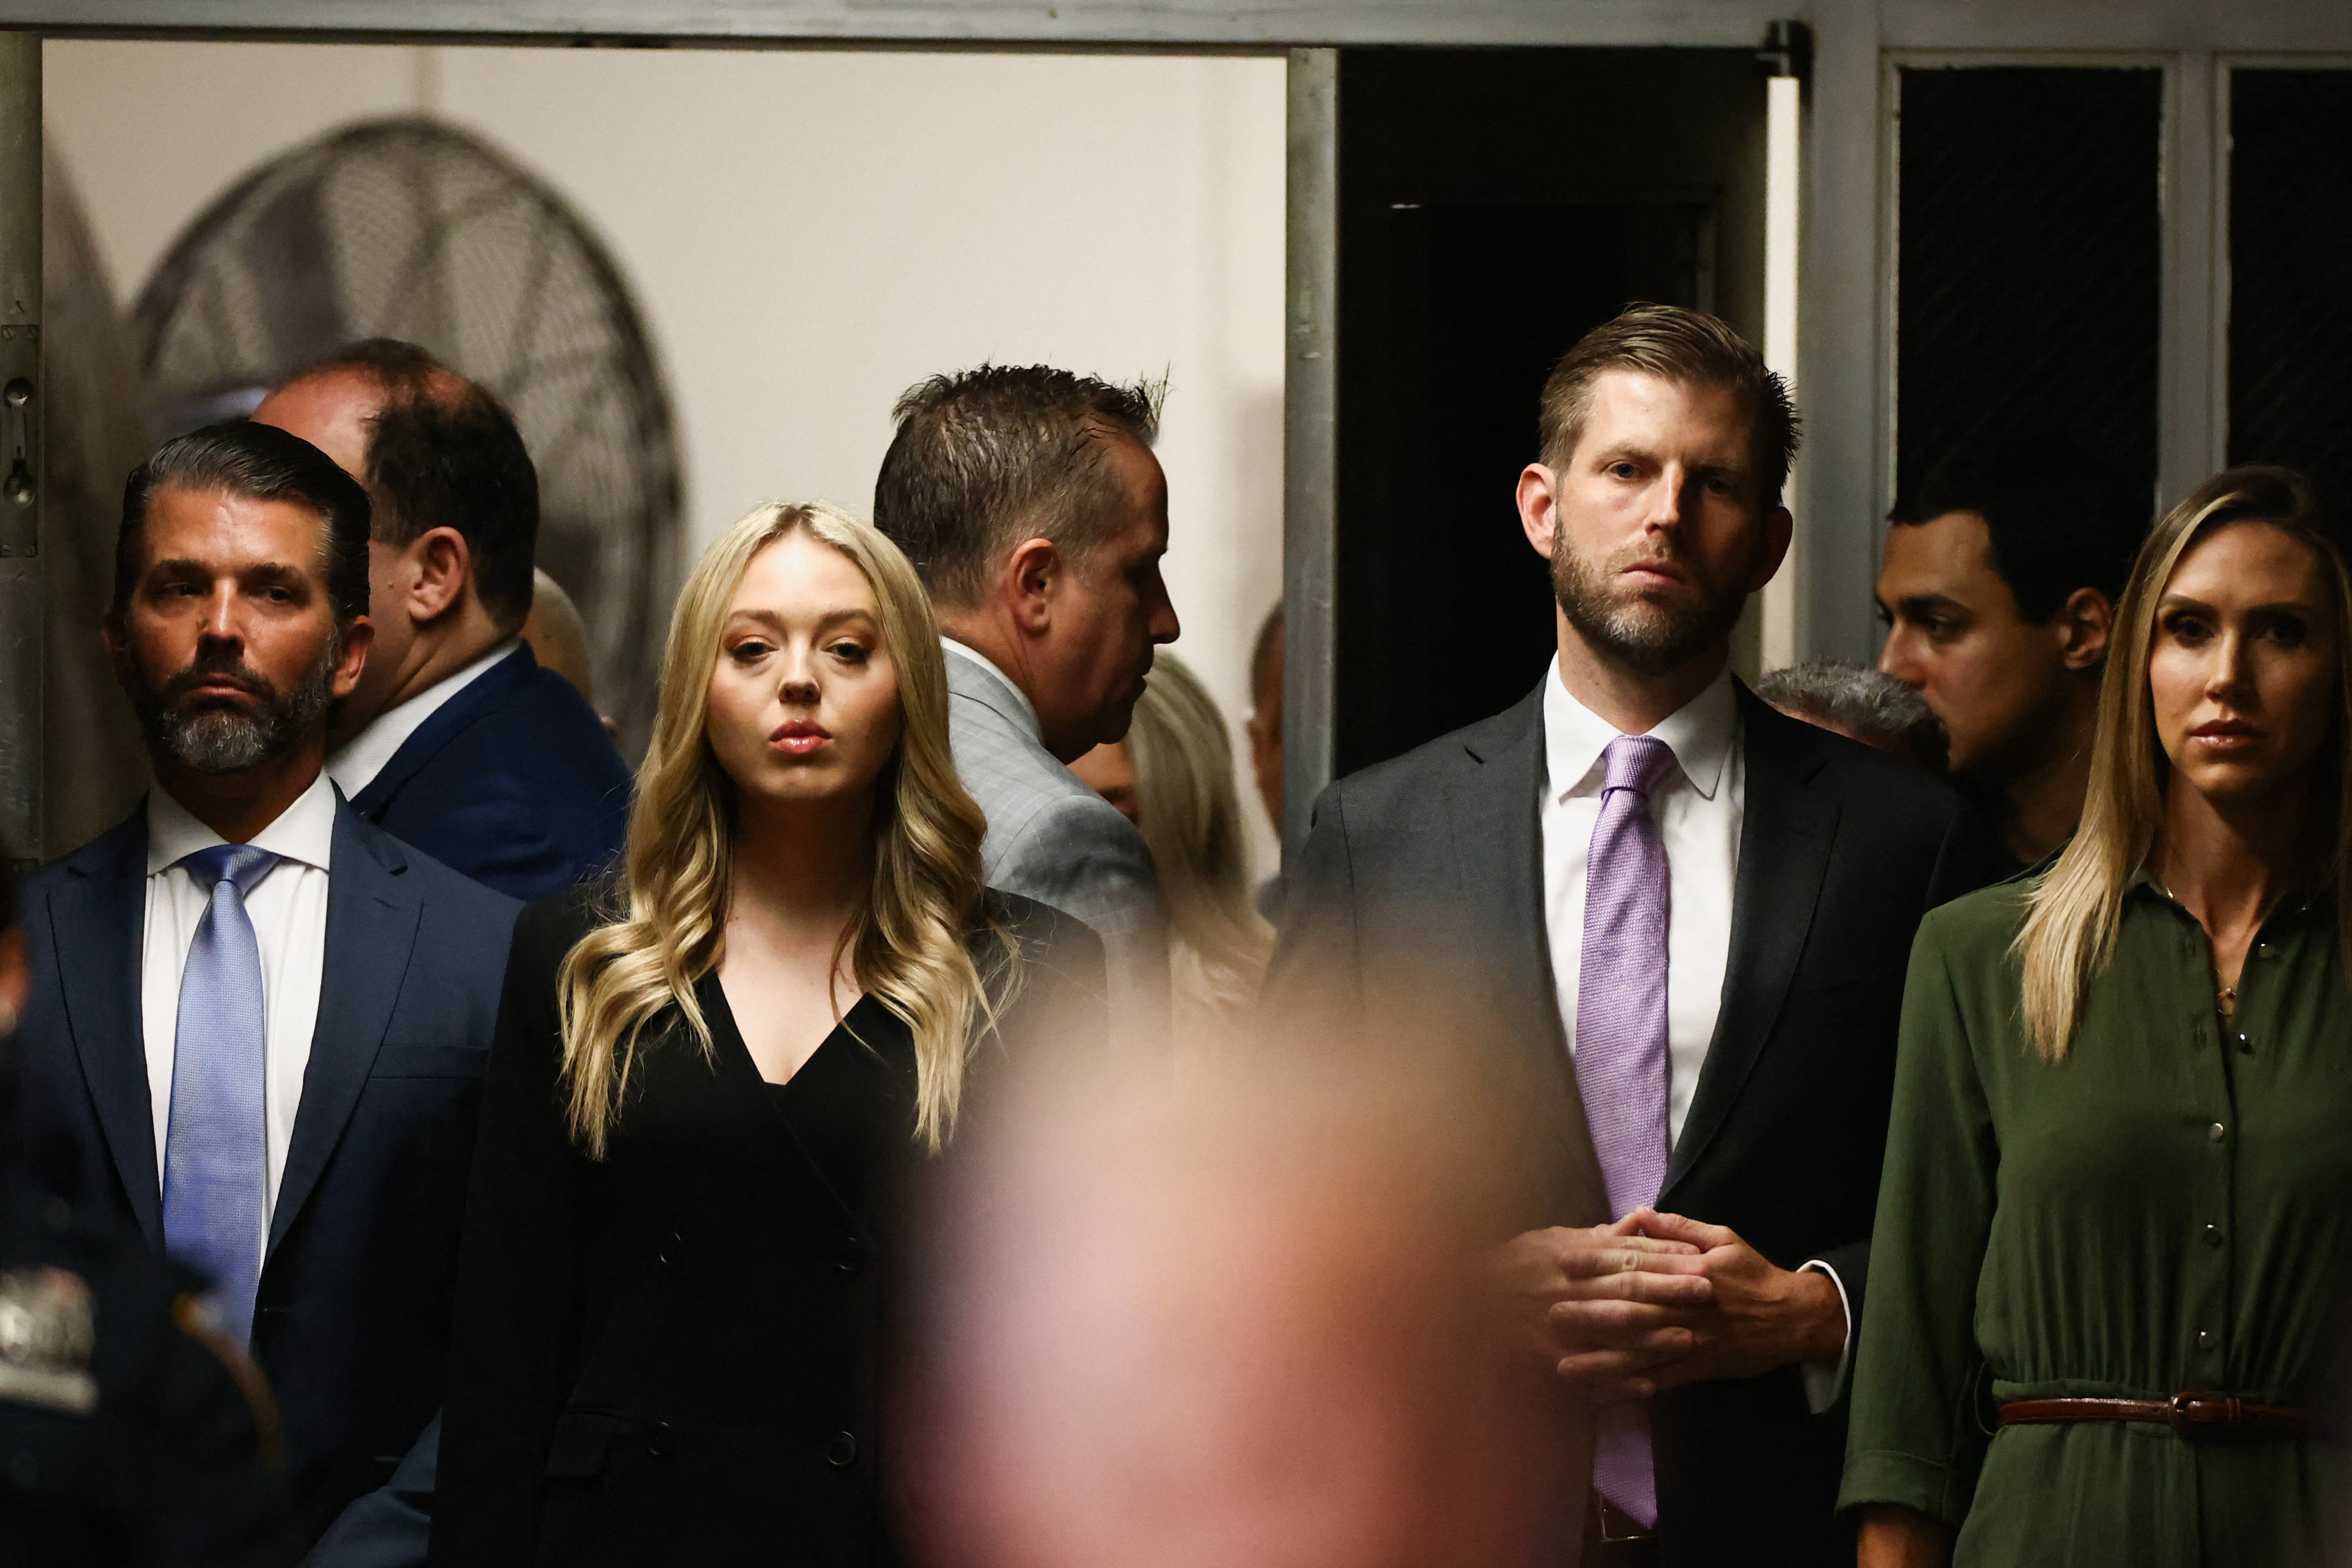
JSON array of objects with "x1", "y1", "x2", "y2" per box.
[{"x1": 1754, "y1": 661, "x2": 1946, "y2": 770}]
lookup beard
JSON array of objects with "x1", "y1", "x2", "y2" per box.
[
  {"x1": 1550, "y1": 530, "x2": 1754, "y2": 678},
  {"x1": 123, "y1": 638, "x2": 340, "y2": 775}
]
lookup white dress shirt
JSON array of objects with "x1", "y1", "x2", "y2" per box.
[
  {"x1": 1536, "y1": 656, "x2": 1850, "y2": 1408},
  {"x1": 1539, "y1": 656, "x2": 1741, "y2": 1146},
  {"x1": 326, "y1": 638, "x2": 520, "y2": 800},
  {"x1": 142, "y1": 770, "x2": 336, "y2": 1226}
]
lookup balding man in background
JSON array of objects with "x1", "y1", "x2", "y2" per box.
[{"x1": 255, "y1": 341, "x2": 631, "y2": 902}]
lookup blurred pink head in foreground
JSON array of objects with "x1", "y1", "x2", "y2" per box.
[{"x1": 898, "y1": 1037, "x2": 1584, "y2": 1568}]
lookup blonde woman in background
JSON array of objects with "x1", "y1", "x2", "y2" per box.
[
  {"x1": 1070, "y1": 651, "x2": 1273, "y2": 1037},
  {"x1": 433, "y1": 502, "x2": 1103, "y2": 1568},
  {"x1": 1842, "y1": 466, "x2": 2352, "y2": 1568}
]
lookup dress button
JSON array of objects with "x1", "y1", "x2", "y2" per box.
[
  {"x1": 2195, "y1": 1329, "x2": 2214, "y2": 1350},
  {"x1": 657, "y1": 1230, "x2": 683, "y2": 1266},
  {"x1": 2209, "y1": 1122, "x2": 2227, "y2": 1143},
  {"x1": 823, "y1": 1431, "x2": 859, "y2": 1468},
  {"x1": 647, "y1": 1421, "x2": 677, "y2": 1460},
  {"x1": 2204, "y1": 1223, "x2": 2224, "y2": 1248}
]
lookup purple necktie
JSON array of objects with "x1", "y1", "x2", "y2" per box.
[{"x1": 1573, "y1": 734, "x2": 1677, "y2": 1529}]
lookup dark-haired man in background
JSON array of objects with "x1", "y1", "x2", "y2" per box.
[
  {"x1": 1272, "y1": 306, "x2": 1999, "y2": 1565},
  {"x1": 255, "y1": 341, "x2": 631, "y2": 902},
  {"x1": 1875, "y1": 433, "x2": 2148, "y2": 868},
  {"x1": 10, "y1": 422, "x2": 518, "y2": 1564},
  {"x1": 874, "y1": 364, "x2": 1180, "y2": 1044}
]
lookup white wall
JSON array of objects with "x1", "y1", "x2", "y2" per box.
[{"x1": 45, "y1": 39, "x2": 1288, "y2": 870}]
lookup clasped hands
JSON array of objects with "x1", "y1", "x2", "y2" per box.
[{"x1": 1489, "y1": 1210, "x2": 1847, "y2": 1403}]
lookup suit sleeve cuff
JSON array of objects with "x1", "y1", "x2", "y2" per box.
[{"x1": 1797, "y1": 1258, "x2": 1854, "y2": 1414}]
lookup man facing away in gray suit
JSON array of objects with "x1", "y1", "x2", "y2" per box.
[{"x1": 874, "y1": 365, "x2": 1181, "y2": 1044}]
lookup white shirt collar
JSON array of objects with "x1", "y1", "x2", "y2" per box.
[
  {"x1": 1542, "y1": 653, "x2": 1738, "y2": 804},
  {"x1": 146, "y1": 766, "x2": 339, "y2": 876},
  {"x1": 941, "y1": 636, "x2": 1041, "y2": 739},
  {"x1": 326, "y1": 638, "x2": 521, "y2": 799}
]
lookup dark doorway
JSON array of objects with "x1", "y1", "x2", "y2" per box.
[
  {"x1": 1333, "y1": 48, "x2": 1768, "y2": 778},
  {"x1": 2228, "y1": 67, "x2": 2352, "y2": 502},
  {"x1": 1893, "y1": 66, "x2": 2163, "y2": 509}
]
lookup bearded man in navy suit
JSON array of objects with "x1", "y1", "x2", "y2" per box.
[
  {"x1": 12, "y1": 422, "x2": 519, "y2": 1565},
  {"x1": 255, "y1": 339, "x2": 631, "y2": 903}
]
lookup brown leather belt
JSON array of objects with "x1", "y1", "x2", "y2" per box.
[{"x1": 1999, "y1": 1392, "x2": 2313, "y2": 1438}]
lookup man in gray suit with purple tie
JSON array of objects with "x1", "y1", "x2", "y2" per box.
[
  {"x1": 1269, "y1": 306, "x2": 2001, "y2": 1566},
  {"x1": 11, "y1": 422, "x2": 518, "y2": 1566}
]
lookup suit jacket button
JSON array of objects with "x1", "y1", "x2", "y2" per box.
[
  {"x1": 647, "y1": 1421, "x2": 677, "y2": 1460},
  {"x1": 823, "y1": 1431, "x2": 858, "y2": 1468},
  {"x1": 836, "y1": 1236, "x2": 863, "y2": 1273},
  {"x1": 658, "y1": 1231, "x2": 682, "y2": 1266}
]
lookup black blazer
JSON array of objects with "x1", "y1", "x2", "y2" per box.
[
  {"x1": 350, "y1": 644, "x2": 633, "y2": 904},
  {"x1": 12, "y1": 800, "x2": 522, "y2": 1562},
  {"x1": 1268, "y1": 678, "x2": 2002, "y2": 1568},
  {"x1": 430, "y1": 883, "x2": 1107, "y2": 1568}
]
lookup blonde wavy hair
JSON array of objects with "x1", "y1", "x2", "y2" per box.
[
  {"x1": 1123, "y1": 653, "x2": 1273, "y2": 1024},
  {"x1": 557, "y1": 501, "x2": 1011, "y2": 1155},
  {"x1": 2015, "y1": 465, "x2": 2352, "y2": 1060}
]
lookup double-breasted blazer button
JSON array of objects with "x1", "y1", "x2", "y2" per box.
[
  {"x1": 658, "y1": 1231, "x2": 683, "y2": 1266},
  {"x1": 823, "y1": 1431, "x2": 858, "y2": 1468},
  {"x1": 835, "y1": 1236, "x2": 863, "y2": 1273},
  {"x1": 647, "y1": 1421, "x2": 678, "y2": 1460}
]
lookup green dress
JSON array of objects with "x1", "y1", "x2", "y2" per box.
[{"x1": 1839, "y1": 874, "x2": 2352, "y2": 1566}]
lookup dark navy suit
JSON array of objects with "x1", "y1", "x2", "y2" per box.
[
  {"x1": 13, "y1": 799, "x2": 520, "y2": 1566},
  {"x1": 348, "y1": 644, "x2": 632, "y2": 903}
]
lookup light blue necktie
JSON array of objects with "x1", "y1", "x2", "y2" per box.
[{"x1": 162, "y1": 842, "x2": 279, "y2": 1348}]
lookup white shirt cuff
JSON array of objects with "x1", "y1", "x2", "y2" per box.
[{"x1": 1796, "y1": 1259, "x2": 1854, "y2": 1414}]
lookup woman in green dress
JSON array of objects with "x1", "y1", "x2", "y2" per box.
[{"x1": 1843, "y1": 464, "x2": 2352, "y2": 1567}]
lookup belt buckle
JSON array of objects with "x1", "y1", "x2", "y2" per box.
[
  {"x1": 1592, "y1": 1496, "x2": 1652, "y2": 1543},
  {"x1": 2168, "y1": 1390, "x2": 2240, "y2": 1437}
]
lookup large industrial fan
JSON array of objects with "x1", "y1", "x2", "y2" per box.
[{"x1": 131, "y1": 115, "x2": 681, "y2": 754}]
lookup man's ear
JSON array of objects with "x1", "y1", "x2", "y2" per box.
[
  {"x1": 1003, "y1": 536, "x2": 1061, "y2": 638},
  {"x1": 332, "y1": 616, "x2": 375, "y2": 700},
  {"x1": 408, "y1": 527, "x2": 473, "y2": 622},
  {"x1": 1517, "y1": 465, "x2": 1562, "y2": 559},
  {"x1": 99, "y1": 604, "x2": 125, "y2": 662},
  {"x1": 2056, "y1": 585, "x2": 2114, "y2": 672},
  {"x1": 1746, "y1": 504, "x2": 1796, "y2": 595}
]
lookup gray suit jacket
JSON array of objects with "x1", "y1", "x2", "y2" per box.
[{"x1": 943, "y1": 642, "x2": 1170, "y2": 1045}]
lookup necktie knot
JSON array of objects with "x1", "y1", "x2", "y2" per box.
[
  {"x1": 178, "y1": 843, "x2": 278, "y2": 900},
  {"x1": 1601, "y1": 734, "x2": 1678, "y2": 799}
]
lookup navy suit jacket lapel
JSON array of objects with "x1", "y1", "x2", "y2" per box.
[
  {"x1": 46, "y1": 814, "x2": 161, "y2": 1244},
  {"x1": 269, "y1": 803, "x2": 422, "y2": 1257},
  {"x1": 1663, "y1": 688, "x2": 1838, "y2": 1197},
  {"x1": 349, "y1": 645, "x2": 530, "y2": 818}
]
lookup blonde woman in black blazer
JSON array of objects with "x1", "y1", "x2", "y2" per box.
[{"x1": 431, "y1": 504, "x2": 1103, "y2": 1567}]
